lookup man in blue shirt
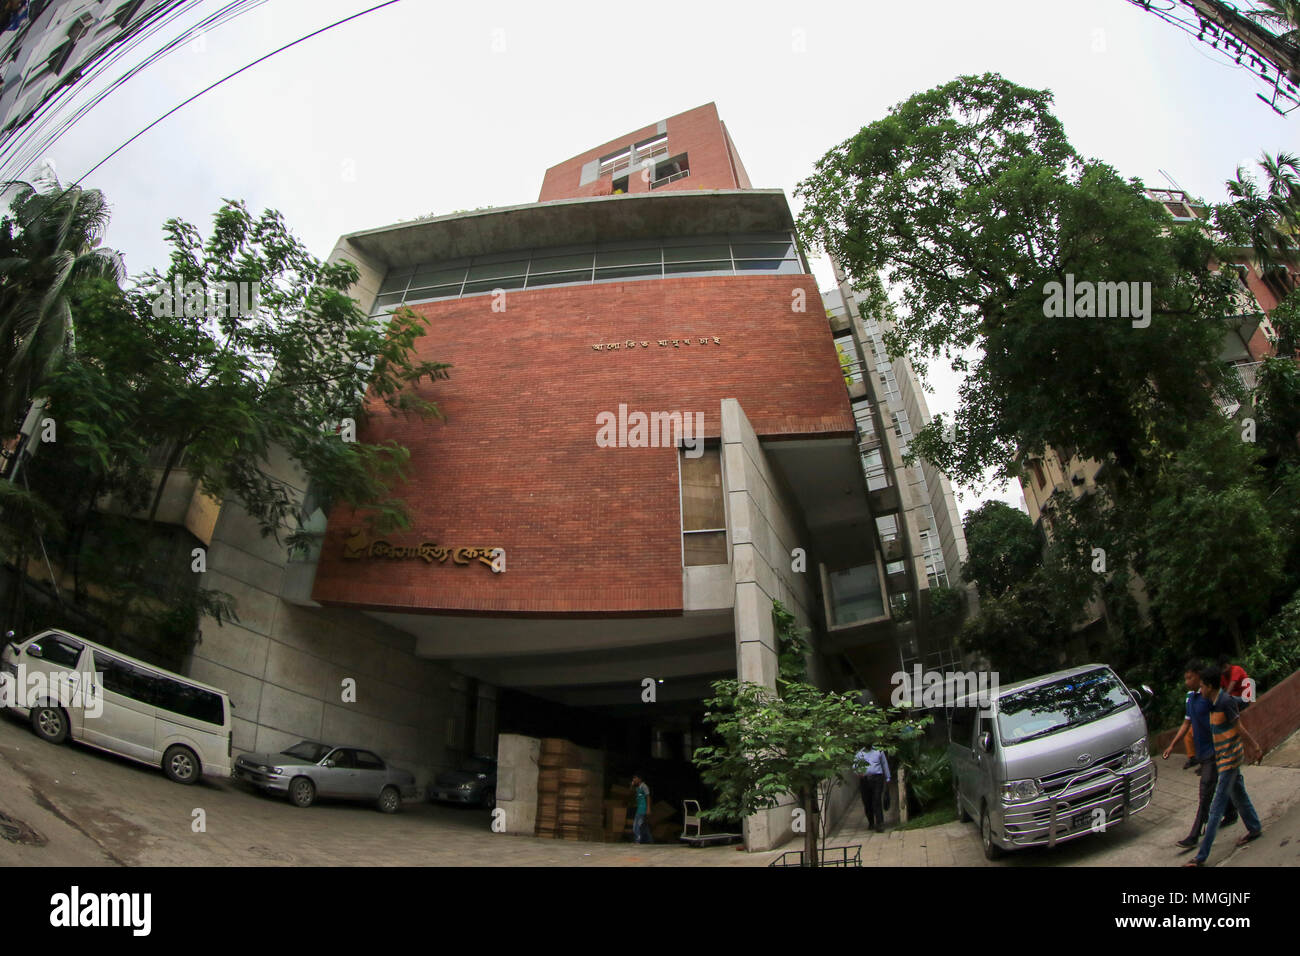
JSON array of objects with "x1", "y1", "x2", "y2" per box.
[
  {"x1": 630, "y1": 773, "x2": 652, "y2": 844},
  {"x1": 1162, "y1": 660, "x2": 1235, "y2": 849},
  {"x1": 854, "y1": 743, "x2": 891, "y2": 833}
]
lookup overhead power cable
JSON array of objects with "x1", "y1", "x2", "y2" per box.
[{"x1": 78, "y1": 0, "x2": 406, "y2": 182}]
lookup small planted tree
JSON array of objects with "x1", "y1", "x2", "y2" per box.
[{"x1": 692, "y1": 600, "x2": 929, "y2": 865}]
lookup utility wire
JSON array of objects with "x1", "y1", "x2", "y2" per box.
[
  {"x1": 1, "y1": 1, "x2": 271, "y2": 182},
  {"x1": 1, "y1": 0, "x2": 202, "y2": 177},
  {"x1": 78, "y1": 0, "x2": 406, "y2": 183}
]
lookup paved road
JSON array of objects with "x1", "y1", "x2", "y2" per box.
[{"x1": 1, "y1": 711, "x2": 1296, "y2": 867}]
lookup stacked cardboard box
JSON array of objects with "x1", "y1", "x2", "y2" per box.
[
  {"x1": 535, "y1": 739, "x2": 603, "y2": 841},
  {"x1": 605, "y1": 783, "x2": 634, "y2": 842}
]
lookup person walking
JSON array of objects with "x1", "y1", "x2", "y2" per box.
[
  {"x1": 1217, "y1": 654, "x2": 1252, "y2": 708},
  {"x1": 630, "y1": 773, "x2": 653, "y2": 844},
  {"x1": 1185, "y1": 664, "x2": 1264, "y2": 867},
  {"x1": 1162, "y1": 660, "x2": 1235, "y2": 850},
  {"x1": 854, "y1": 743, "x2": 891, "y2": 833}
]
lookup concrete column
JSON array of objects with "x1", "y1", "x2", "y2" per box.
[{"x1": 495, "y1": 733, "x2": 541, "y2": 835}]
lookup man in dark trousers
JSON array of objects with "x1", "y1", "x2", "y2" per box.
[
  {"x1": 1186, "y1": 663, "x2": 1264, "y2": 867},
  {"x1": 1162, "y1": 660, "x2": 1235, "y2": 849},
  {"x1": 854, "y1": 743, "x2": 891, "y2": 833}
]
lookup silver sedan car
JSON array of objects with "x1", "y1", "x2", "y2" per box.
[{"x1": 234, "y1": 741, "x2": 419, "y2": 813}]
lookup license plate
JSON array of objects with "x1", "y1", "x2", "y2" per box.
[{"x1": 1071, "y1": 812, "x2": 1092, "y2": 830}]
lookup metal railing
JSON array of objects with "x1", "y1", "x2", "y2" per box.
[{"x1": 650, "y1": 169, "x2": 689, "y2": 189}]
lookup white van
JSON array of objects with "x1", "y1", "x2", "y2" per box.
[{"x1": 1, "y1": 628, "x2": 232, "y2": 784}]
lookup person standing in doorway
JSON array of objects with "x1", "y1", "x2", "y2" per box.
[
  {"x1": 630, "y1": 773, "x2": 653, "y2": 844},
  {"x1": 854, "y1": 743, "x2": 891, "y2": 833}
]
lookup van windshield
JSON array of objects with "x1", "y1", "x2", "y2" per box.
[{"x1": 997, "y1": 669, "x2": 1133, "y2": 745}]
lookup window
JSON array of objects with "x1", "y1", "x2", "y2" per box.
[
  {"x1": 152, "y1": 675, "x2": 224, "y2": 725},
  {"x1": 875, "y1": 514, "x2": 899, "y2": 545},
  {"x1": 853, "y1": 401, "x2": 877, "y2": 446},
  {"x1": 949, "y1": 706, "x2": 977, "y2": 747},
  {"x1": 876, "y1": 366, "x2": 901, "y2": 404},
  {"x1": 827, "y1": 564, "x2": 885, "y2": 626},
  {"x1": 26, "y1": 634, "x2": 82, "y2": 668},
  {"x1": 376, "y1": 233, "x2": 802, "y2": 309},
  {"x1": 327, "y1": 749, "x2": 357, "y2": 769},
  {"x1": 861, "y1": 448, "x2": 890, "y2": 491},
  {"x1": 835, "y1": 337, "x2": 862, "y2": 384},
  {"x1": 1029, "y1": 459, "x2": 1046, "y2": 489},
  {"x1": 94, "y1": 652, "x2": 153, "y2": 702},
  {"x1": 889, "y1": 591, "x2": 912, "y2": 621},
  {"x1": 651, "y1": 154, "x2": 690, "y2": 188},
  {"x1": 355, "y1": 751, "x2": 385, "y2": 770},
  {"x1": 634, "y1": 134, "x2": 668, "y2": 161},
  {"x1": 113, "y1": 1, "x2": 144, "y2": 28},
  {"x1": 598, "y1": 147, "x2": 632, "y2": 177},
  {"x1": 681, "y1": 446, "x2": 726, "y2": 566}
]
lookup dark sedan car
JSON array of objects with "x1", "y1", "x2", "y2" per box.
[
  {"x1": 427, "y1": 756, "x2": 496, "y2": 809},
  {"x1": 235, "y1": 741, "x2": 419, "y2": 812}
]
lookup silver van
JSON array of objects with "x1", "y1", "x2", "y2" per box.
[
  {"x1": 948, "y1": 664, "x2": 1156, "y2": 859},
  {"x1": 2, "y1": 628, "x2": 233, "y2": 784}
]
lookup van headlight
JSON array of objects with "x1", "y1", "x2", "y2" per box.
[
  {"x1": 1122, "y1": 738, "x2": 1149, "y2": 768},
  {"x1": 1000, "y1": 779, "x2": 1043, "y2": 804}
]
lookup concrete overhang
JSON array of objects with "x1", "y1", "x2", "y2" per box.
[
  {"x1": 762, "y1": 435, "x2": 875, "y2": 567},
  {"x1": 370, "y1": 609, "x2": 734, "y2": 660},
  {"x1": 341, "y1": 189, "x2": 797, "y2": 268}
]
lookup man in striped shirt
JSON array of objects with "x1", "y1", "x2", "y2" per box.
[{"x1": 1187, "y1": 664, "x2": 1264, "y2": 867}]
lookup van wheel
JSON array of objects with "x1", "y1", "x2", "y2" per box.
[
  {"x1": 31, "y1": 705, "x2": 68, "y2": 744},
  {"x1": 289, "y1": 777, "x2": 316, "y2": 808},
  {"x1": 980, "y1": 804, "x2": 1004, "y2": 860},
  {"x1": 955, "y1": 782, "x2": 971, "y2": 822},
  {"x1": 377, "y1": 786, "x2": 401, "y2": 814},
  {"x1": 163, "y1": 745, "x2": 200, "y2": 784}
]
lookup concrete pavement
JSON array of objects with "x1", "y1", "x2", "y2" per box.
[{"x1": 2, "y1": 709, "x2": 1297, "y2": 867}]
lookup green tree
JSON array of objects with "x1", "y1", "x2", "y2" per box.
[
  {"x1": 12, "y1": 199, "x2": 451, "y2": 659},
  {"x1": 796, "y1": 73, "x2": 1238, "y2": 490},
  {"x1": 1142, "y1": 422, "x2": 1284, "y2": 656},
  {"x1": 0, "y1": 178, "x2": 121, "y2": 434},
  {"x1": 1247, "y1": 0, "x2": 1300, "y2": 44},
  {"x1": 957, "y1": 561, "x2": 1089, "y2": 681},
  {"x1": 1215, "y1": 151, "x2": 1300, "y2": 282},
  {"x1": 960, "y1": 500, "x2": 1042, "y2": 600},
  {"x1": 693, "y1": 600, "x2": 927, "y2": 865}
]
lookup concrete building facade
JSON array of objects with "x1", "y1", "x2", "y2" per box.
[{"x1": 184, "y1": 104, "x2": 970, "y2": 849}]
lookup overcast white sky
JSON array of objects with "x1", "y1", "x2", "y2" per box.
[{"x1": 23, "y1": 0, "x2": 1300, "y2": 517}]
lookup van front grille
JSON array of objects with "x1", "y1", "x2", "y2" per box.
[{"x1": 1038, "y1": 749, "x2": 1127, "y2": 796}]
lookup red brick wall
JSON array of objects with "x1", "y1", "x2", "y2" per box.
[
  {"x1": 538, "y1": 103, "x2": 744, "y2": 202},
  {"x1": 311, "y1": 274, "x2": 853, "y2": 616}
]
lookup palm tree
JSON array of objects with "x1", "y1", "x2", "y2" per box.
[
  {"x1": 1222, "y1": 152, "x2": 1300, "y2": 288},
  {"x1": 0, "y1": 177, "x2": 121, "y2": 437},
  {"x1": 1248, "y1": 1, "x2": 1300, "y2": 46}
]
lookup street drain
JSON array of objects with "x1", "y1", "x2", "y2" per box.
[{"x1": 0, "y1": 810, "x2": 47, "y2": 846}]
